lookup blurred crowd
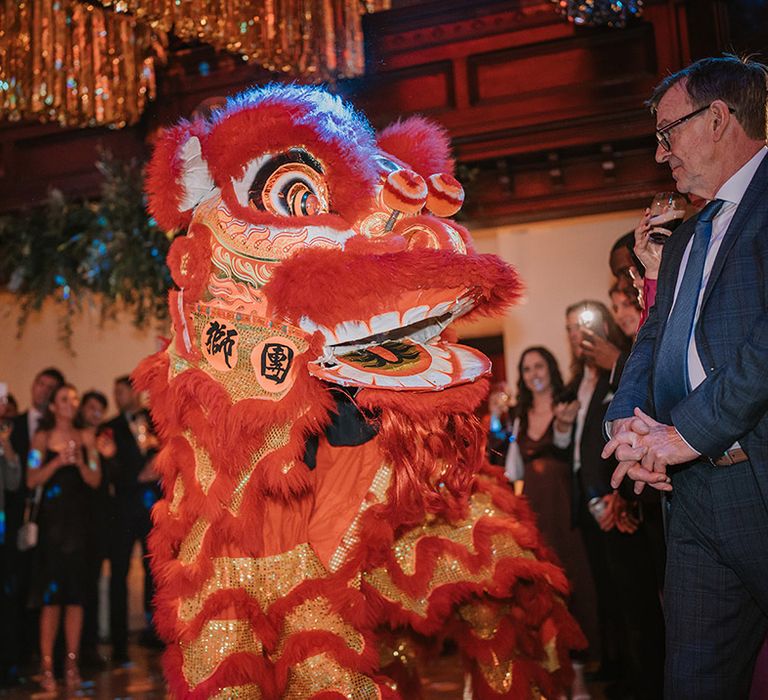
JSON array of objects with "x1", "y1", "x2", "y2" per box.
[
  {"x1": 0, "y1": 370, "x2": 161, "y2": 693},
  {"x1": 486, "y1": 218, "x2": 667, "y2": 700}
]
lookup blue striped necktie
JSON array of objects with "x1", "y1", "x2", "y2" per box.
[{"x1": 653, "y1": 199, "x2": 724, "y2": 423}]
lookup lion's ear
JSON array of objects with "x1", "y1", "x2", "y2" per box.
[
  {"x1": 377, "y1": 116, "x2": 455, "y2": 179},
  {"x1": 145, "y1": 121, "x2": 218, "y2": 232}
]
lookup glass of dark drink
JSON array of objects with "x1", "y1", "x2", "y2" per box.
[{"x1": 648, "y1": 192, "x2": 687, "y2": 244}]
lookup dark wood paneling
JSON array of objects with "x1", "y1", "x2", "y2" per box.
[
  {"x1": 352, "y1": 62, "x2": 455, "y2": 120},
  {"x1": 0, "y1": 0, "x2": 764, "y2": 225}
]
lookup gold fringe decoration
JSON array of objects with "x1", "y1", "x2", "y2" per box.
[
  {"x1": 0, "y1": 0, "x2": 165, "y2": 128},
  {"x1": 103, "y1": 0, "x2": 389, "y2": 79},
  {"x1": 0, "y1": 0, "x2": 389, "y2": 129}
]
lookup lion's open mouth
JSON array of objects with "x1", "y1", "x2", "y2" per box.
[{"x1": 300, "y1": 289, "x2": 490, "y2": 390}]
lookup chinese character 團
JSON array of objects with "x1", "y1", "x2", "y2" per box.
[{"x1": 261, "y1": 343, "x2": 294, "y2": 384}]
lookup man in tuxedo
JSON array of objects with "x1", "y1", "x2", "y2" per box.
[
  {"x1": 105, "y1": 376, "x2": 161, "y2": 662},
  {"x1": 604, "y1": 56, "x2": 768, "y2": 698},
  {"x1": 2, "y1": 367, "x2": 64, "y2": 683}
]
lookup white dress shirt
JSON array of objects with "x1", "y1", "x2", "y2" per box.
[{"x1": 27, "y1": 407, "x2": 43, "y2": 440}]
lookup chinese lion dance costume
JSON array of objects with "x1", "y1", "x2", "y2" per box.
[{"x1": 137, "y1": 84, "x2": 583, "y2": 699}]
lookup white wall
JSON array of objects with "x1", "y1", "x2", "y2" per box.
[
  {"x1": 0, "y1": 294, "x2": 166, "y2": 414},
  {"x1": 455, "y1": 209, "x2": 640, "y2": 385},
  {"x1": 0, "y1": 208, "x2": 639, "y2": 411}
]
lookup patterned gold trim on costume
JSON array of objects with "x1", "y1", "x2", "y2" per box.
[
  {"x1": 275, "y1": 597, "x2": 365, "y2": 657},
  {"x1": 181, "y1": 619, "x2": 262, "y2": 688},
  {"x1": 458, "y1": 601, "x2": 510, "y2": 641},
  {"x1": 365, "y1": 532, "x2": 529, "y2": 618},
  {"x1": 178, "y1": 517, "x2": 210, "y2": 566},
  {"x1": 178, "y1": 544, "x2": 327, "y2": 622},
  {"x1": 392, "y1": 492, "x2": 523, "y2": 576},
  {"x1": 184, "y1": 431, "x2": 216, "y2": 494},
  {"x1": 364, "y1": 491, "x2": 535, "y2": 618},
  {"x1": 169, "y1": 474, "x2": 185, "y2": 514},
  {"x1": 478, "y1": 650, "x2": 515, "y2": 695},
  {"x1": 209, "y1": 684, "x2": 263, "y2": 699},
  {"x1": 228, "y1": 422, "x2": 292, "y2": 515},
  {"x1": 283, "y1": 653, "x2": 382, "y2": 699}
]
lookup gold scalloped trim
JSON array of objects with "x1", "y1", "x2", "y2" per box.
[
  {"x1": 209, "y1": 684, "x2": 263, "y2": 699},
  {"x1": 283, "y1": 653, "x2": 382, "y2": 699},
  {"x1": 181, "y1": 619, "x2": 261, "y2": 688},
  {"x1": 275, "y1": 597, "x2": 364, "y2": 658},
  {"x1": 178, "y1": 544, "x2": 327, "y2": 622},
  {"x1": 178, "y1": 517, "x2": 210, "y2": 565}
]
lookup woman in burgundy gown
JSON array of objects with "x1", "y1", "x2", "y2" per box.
[{"x1": 512, "y1": 346, "x2": 600, "y2": 700}]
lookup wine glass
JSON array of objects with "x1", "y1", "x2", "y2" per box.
[{"x1": 648, "y1": 192, "x2": 687, "y2": 244}]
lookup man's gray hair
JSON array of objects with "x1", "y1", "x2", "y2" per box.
[{"x1": 648, "y1": 54, "x2": 768, "y2": 141}]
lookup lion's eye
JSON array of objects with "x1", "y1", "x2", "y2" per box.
[
  {"x1": 260, "y1": 161, "x2": 329, "y2": 217},
  {"x1": 231, "y1": 149, "x2": 330, "y2": 217},
  {"x1": 283, "y1": 181, "x2": 323, "y2": 217}
]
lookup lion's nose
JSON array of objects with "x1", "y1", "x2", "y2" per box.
[{"x1": 395, "y1": 216, "x2": 468, "y2": 255}]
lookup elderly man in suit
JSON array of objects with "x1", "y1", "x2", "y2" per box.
[{"x1": 603, "y1": 56, "x2": 768, "y2": 699}]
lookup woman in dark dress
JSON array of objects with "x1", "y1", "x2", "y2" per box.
[
  {"x1": 512, "y1": 346, "x2": 599, "y2": 700},
  {"x1": 27, "y1": 383, "x2": 101, "y2": 692}
]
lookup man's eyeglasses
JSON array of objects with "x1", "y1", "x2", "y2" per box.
[{"x1": 655, "y1": 103, "x2": 735, "y2": 151}]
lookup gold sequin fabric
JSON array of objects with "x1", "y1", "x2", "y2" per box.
[
  {"x1": 181, "y1": 619, "x2": 261, "y2": 688},
  {"x1": 458, "y1": 601, "x2": 509, "y2": 641},
  {"x1": 185, "y1": 431, "x2": 216, "y2": 495},
  {"x1": 363, "y1": 491, "x2": 533, "y2": 618},
  {"x1": 275, "y1": 597, "x2": 365, "y2": 657},
  {"x1": 179, "y1": 545, "x2": 327, "y2": 623},
  {"x1": 178, "y1": 517, "x2": 210, "y2": 566},
  {"x1": 209, "y1": 685, "x2": 262, "y2": 699},
  {"x1": 228, "y1": 423, "x2": 292, "y2": 515},
  {"x1": 283, "y1": 653, "x2": 382, "y2": 699},
  {"x1": 169, "y1": 474, "x2": 185, "y2": 515},
  {"x1": 478, "y1": 651, "x2": 515, "y2": 695}
]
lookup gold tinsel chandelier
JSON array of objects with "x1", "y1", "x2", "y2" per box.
[{"x1": 0, "y1": 0, "x2": 389, "y2": 129}]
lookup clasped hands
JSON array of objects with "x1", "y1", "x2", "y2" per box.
[{"x1": 602, "y1": 407, "x2": 700, "y2": 494}]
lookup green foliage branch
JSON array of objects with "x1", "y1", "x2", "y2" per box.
[{"x1": 0, "y1": 152, "x2": 172, "y2": 350}]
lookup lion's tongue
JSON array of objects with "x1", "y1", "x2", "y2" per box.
[{"x1": 308, "y1": 338, "x2": 490, "y2": 391}]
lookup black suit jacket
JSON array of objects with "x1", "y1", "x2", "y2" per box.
[
  {"x1": 105, "y1": 411, "x2": 157, "y2": 509},
  {"x1": 572, "y1": 369, "x2": 619, "y2": 502},
  {"x1": 6, "y1": 412, "x2": 33, "y2": 537}
]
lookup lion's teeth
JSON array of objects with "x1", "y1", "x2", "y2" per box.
[
  {"x1": 333, "y1": 320, "x2": 371, "y2": 344},
  {"x1": 369, "y1": 311, "x2": 401, "y2": 334},
  {"x1": 402, "y1": 305, "x2": 430, "y2": 326}
]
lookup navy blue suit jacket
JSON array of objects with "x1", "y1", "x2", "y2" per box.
[{"x1": 606, "y1": 151, "x2": 768, "y2": 506}]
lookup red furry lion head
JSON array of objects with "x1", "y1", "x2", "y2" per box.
[{"x1": 147, "y1": 84, "x2": 521, "y2": 393}]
